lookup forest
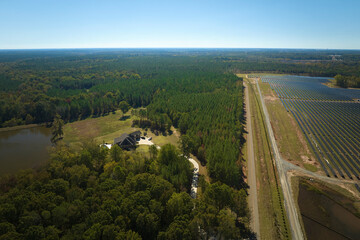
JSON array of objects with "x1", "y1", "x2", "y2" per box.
[
  {"x1": 334, "y1": 74, "x2": 360, "y2": 88},
  {"x1": 0, "y1": 49, "x2": 360, "y2": 128},
  {"x1": 0, "y1": 143, "x2": 249, "y2": 239}
]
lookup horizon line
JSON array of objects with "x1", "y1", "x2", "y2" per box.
[{"x1": 1, "y1": 47, "x2": 360, "y2": 51}]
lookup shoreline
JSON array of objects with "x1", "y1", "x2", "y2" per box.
[{"x1": 0, "y1": 123, "x2": 47, "y2": 133}]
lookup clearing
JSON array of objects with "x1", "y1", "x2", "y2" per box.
[{"x1": 62, "y1": 110, "x2": 178, "y2": 149}]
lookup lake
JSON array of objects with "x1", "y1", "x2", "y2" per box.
[{"x1": 0, "y1": 126, "x2": 52, "y2": 176}]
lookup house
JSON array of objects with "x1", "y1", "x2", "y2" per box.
[
  {"x1": 114, "y1": 131, "x2": 141, "y2": 150},
  {"x1": 114, "y1": 133, "x2": 137, "y2": 150}
]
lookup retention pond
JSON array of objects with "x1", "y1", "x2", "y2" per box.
[{"x1": 298, "y1": 180, "x2": 360, "y2": 240}]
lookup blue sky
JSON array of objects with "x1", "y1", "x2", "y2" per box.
[{"x1": 0, "y1": 0, "x2": 359, "y2": 49}]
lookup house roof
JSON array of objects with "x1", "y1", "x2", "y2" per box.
[
  {"x1": 114, "y1": 133, "x2": 136, "y2": 146},
  {"x1": 130, "y1": 130, "x2": 141, "y2": 136}
]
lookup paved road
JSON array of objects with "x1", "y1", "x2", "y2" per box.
[
  {"x1": 244, "y1": 80, "x2": 260, "y2": 238},
  {"x1": 255, "y1": 78, "x2": 304, "y2": 240}
]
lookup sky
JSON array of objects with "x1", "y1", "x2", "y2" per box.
[{"x1": 0, "y1": 0, "x2": 359, "y2": 49}]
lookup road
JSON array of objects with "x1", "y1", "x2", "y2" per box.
[
  {"x1": 244, "y1": 80, "x2": 260, "y2": 238},
  {"x1": 282, "y1": 158, "x2": 359, "y2": 185},
  {"x1": 255, "y1": 78, "x2": 304, "y2": 240},
  {"x1": 188, "y1": 158, "x2": 199, "y2": 198}
]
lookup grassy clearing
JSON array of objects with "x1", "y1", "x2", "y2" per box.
[
  {"x1": 63, "y1": 110, "x2": 135, "y2": 146},
  {"x1": 63, "y1": 109, "x2": 179, "y2": 152},
  {"x1": 258, "y1": 81, "x2": 320, "y2": 173},
  {"x1": 246, "y1": 78, "x2": 291, "y2": 239},
  {"x1": 303, "y1": 163, "x2": 318, "y2": 172}
]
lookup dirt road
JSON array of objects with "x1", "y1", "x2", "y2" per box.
[
  {"x1": 255, "y1": 78, "x2": 304, "y2": 240},
  {"x1": 244, "y1": 80, "x2": 260, "y2": 238}
]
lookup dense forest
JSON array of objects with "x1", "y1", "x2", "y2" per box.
[
  {"x1": 0, "y1": 143, "x2": 249, "y2": 239},
  {"x1": 0, "y1": 49, "x2": 360, "y2": 128}
]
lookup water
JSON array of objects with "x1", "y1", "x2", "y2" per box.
[
  {"x1": 0, "y1": 126, "x2": 52, "y2": 175},
  {"x1": 298, "y1": 181, "x2": 360, "y2": 240}
]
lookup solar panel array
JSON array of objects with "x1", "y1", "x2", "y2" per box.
[{"x1": 260, "y1": 75, "x2": 360, "y2": 180}]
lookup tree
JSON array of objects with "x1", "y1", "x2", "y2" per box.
[
  {"x1": 217, "y1": 208, "x2": 240, "y2": 239},
  {"x1": 179, "y1": 135, "x2": 193, "y2": 158},
  {"x1": 83, "y1": 223, "x2": 102, "y2": 240},
  {"x1": 335, "y1": 74, "x2": 347, "y2": 88},
  {"x1": 119, "y1": 101, "x2": 130, "y2": 114},
  {"x1": 25, "y1": 226, "x2": 45, "y2": 240},
  {"x1": 25, "y1": 114, "x2": 34, "y2": 124},
  {"x1": 149, "y1": 145, "x2": 158, "y2": 160},
  {"x1": 51, "y1": 114, "x2": 64, "y2": 144},
  {"x1": 159, "y1": 216, "x2": 192, "y2": 240},
  {"x1": 0, "y1": 222, "x2": 16, "y2": 235},
  {"x1": 110, "y1": 144, "x2": 123, "y2": 163},
  {"x1": 166, "y1": 192, "x2": 193, "y2": 221},
  {"x1": 197, "y1": 145, "x2": 206, "y2": 165},
  {"x1": 116, "y1": 230, "x2": 142, "y2": 240}
]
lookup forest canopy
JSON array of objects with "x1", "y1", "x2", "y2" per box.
[{"x1": 1, "y1": 48, "x2": 360, "y2": 127}]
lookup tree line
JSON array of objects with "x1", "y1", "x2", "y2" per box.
[{"x1": 335, "y1": 74, "x2": 360, "y2": 88}]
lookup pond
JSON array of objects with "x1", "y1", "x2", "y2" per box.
[
  {"x1": 0, "y1": 126, "x2": 52, "y2": 176},
  {"x1": 298, "y1": 181, "x2": 360, "y2": 240}
]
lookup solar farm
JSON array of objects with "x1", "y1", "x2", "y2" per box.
[{"x1": 259, "y1": 75, "x2": 360, "y2": 180}]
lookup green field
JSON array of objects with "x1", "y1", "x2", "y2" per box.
[{"x1": 63, "y1": 110, "x2": 179, "y2": 150}]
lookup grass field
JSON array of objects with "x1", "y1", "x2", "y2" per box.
[
  {"x1": 245, "y1": 77, "x2": 291, "y2": 239},
  {"x1": 62, "y1": 109, "x2": 179, "y2": 150},
  {"x1": 258, "y1": 80, "x2": 320, "y2": 173}
]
